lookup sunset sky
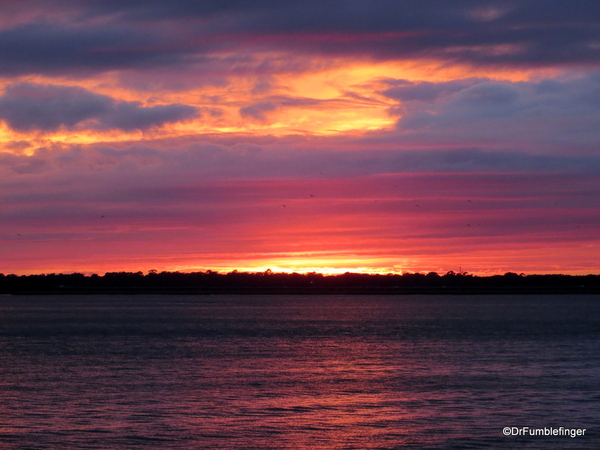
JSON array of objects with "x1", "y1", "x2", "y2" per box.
[{"x1": 1, "y1": 0, "x2": 599, "y2": 275}]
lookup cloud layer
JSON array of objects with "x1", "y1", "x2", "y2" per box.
[{"x1": 0, "y1": 1, "x2": 598, "y2": 78}]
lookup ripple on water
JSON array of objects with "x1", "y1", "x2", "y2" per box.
[{"x1": 1, "y1": 294, "x2": 599, "y2": 449}]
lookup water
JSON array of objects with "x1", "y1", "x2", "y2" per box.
[{"x1": 1, "y1": 294, "x2": 598, "y2": 449}]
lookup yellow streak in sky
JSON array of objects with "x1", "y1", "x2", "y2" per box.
[{"x1": 0, "y1": 58, "x2": 562, "y2": 151}]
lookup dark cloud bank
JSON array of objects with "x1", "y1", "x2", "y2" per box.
[{"x1": 0, "y1": 0, "x2": 598, "y2": 77}]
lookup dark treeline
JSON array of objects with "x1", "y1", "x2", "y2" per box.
[{"x1": 1, "y1": 270, "x2": 600, "y2": 294}]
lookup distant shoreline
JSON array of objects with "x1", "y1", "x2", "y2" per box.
[
  {"x1": 2, "y1": 271, "x2": 600, "y2": 295},
  {"x1": 4, "y1": 286, "x2": 600, "y2": 296}
]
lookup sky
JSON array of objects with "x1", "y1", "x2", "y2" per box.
[{"x1": 1, "y1": 0, "x2": 599, "y2": 276}]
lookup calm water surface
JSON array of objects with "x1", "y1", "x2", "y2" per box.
[{"x1": 1, "y1": 294, "x2": 599, "y2": 449}]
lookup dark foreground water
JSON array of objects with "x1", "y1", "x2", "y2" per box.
[{"x1": 1, "y1": 294, "x2": 599, "y2": 449}]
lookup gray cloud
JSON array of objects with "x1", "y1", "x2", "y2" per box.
[
  {"x1": 98, "y1": 101, "x2": 199, "y2": 131},
  {"x1": 378, "y1": 74, "x2": 600, "y2": 149},
  {"x1": 0, "y1": 22, "x2": 190, "y2": 76},
  {"x1": 382, "y1": 79, "x2": 485, "y2": 103},
  {"x1": 0, "y1": 1, "x2": 598, "y2": 79},
  {"x1": 239, "y1": 102, "x2": 278, "y2": 122},
  {"x1": 0, "y1": 83, "x2": 112, "y2": 132},
  {"x1": 0, "y1": 83, "x2": 198, "y2": 132}
]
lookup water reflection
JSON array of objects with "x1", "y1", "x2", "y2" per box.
[{"x1": 0, "y1": 294, "x2": 598, "y2": 448}]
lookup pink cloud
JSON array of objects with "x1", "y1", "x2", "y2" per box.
[{"x1": 2, "y1": 136, "x2": 598, "y2": 275}]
